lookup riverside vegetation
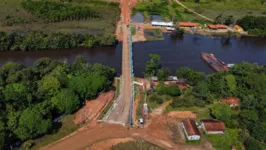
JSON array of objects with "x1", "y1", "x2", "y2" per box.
[
  {"x1": 0, "y1": 56, "x2": 115, "y2": 149},
  {"x1": 144, "y1": 54, "x2": 266, "y2": 150},
  {"x1": 0, "y1": 0, "x2": 120, "y2": 51}
]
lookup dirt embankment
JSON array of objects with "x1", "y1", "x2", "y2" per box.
[
  {"x1": 74, "y1": 91, "x2": 115, "y2": 125},
  {"x1": 86, "y1": 137, "x2": 135, "y2": 150}
]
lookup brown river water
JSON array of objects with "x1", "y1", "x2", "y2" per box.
[{"x1": 0, "y1": 34, "x2": 266, "y2": 77}]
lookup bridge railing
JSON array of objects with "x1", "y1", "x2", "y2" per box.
[{"x1": 128, "y1": 27, "x2": 134, "y2": 126}]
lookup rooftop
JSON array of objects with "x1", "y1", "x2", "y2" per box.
[
  {"x1": 208, "y1": 24, "x2": 228, "y2": 29},
  {"x1": 234, "y1": 25, "x2": 243, "y2": 29},
  {"x1": 182, "y1": 118, "x2": 201, "y2": 136},
  {"x1": 219, "y1": 97, "x2": 239, "y2": 105},
  {"x1": 178, "y1": 22, "x2": 199, "y2": 27},
  {"x1": 201, "y1": 119, "x2": 225, "y2": 132}
]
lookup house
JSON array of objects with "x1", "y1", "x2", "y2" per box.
[
  {"x1": 208, "y1": 24, "x2": 228, "y2": 30},
  {"x1": 234, "y1": 25, "x2": 243, "y2": 32},
  {"x1": 182, "y1": 118, "x2": 201, "y2": 140},
  {"x1": 201, "y1": 119, "x2": 225, "y2": 134},
  {"x1": 219, "y1": 97, "x2": 239, "y2": 107},
  {"x1": 178, "y1": 22, "x2": 199, "y2": 28}
]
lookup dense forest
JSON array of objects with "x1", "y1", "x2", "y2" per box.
[
  {"x1": 0, "y1": 31, "x2": 116, "y2": 51},
  {"x1": 21, "y1": 0, "x2": 100, "y2": 22},
  {"x1": 145, "y1": 54, "x2": 266, "y2": 149},
  {"x1": 0, "y1": 56, "x2": 115, "y2": 149},
  {"x1": 237, "y1": 16, "x2": 266, "y2": 37}
]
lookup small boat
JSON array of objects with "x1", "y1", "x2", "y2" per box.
[{"x1": 227, "y1": 64, "x2": 235, "y2": 68}]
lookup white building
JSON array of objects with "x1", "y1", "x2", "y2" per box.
[
  {"x1": 181, "y1": 118, "x2": 201, "y2": 140},
  {"x1": 151, "y1": 20, "x2": 174, "y2": 27}
]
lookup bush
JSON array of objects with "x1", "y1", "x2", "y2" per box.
[
  {"x1": 156, "y1": 84, "x2": 181, "y2": 97},
  {"x1": 149, "y1": 94, "x2": 164, "y2": 104}
]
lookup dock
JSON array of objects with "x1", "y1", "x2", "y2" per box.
[{"x1": 201, "y1": 52, "x2": 229, "y2": 72}]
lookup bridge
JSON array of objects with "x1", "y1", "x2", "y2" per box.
[{"x1": 103, "y1": 0, "x2": 135, "y2": 125}]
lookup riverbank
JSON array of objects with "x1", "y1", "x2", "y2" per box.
[
  {"x1": 181, "y1": 27, "x2": 249, "y2": 36},
  {"x1": 0, "y1": 0, "x2": 120, "y2": 51}
]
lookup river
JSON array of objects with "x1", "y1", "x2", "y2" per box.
[{"x1": 0, "y1": 34, "x2": 266, "y2": 77}]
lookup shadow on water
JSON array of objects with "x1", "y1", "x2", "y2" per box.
[{"x1": 1, "y1": 34, "x2": 266, "y2": 77}]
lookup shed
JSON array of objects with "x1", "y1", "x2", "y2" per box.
[
  {"x1": 182, "y1": 118, "x2": 201, "y2": 140},
  {"x1": 201, "y1": 119, "x2": 225, "y2": 134}
]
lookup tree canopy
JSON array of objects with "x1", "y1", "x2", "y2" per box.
[
  {"x1": 0, "y1": 31, "x2": 116, "y2": 51},
  {"x1": 145, "y1": 54, "x2": 161, "y2": 76},
  {"x1": 0, "y1": 56, "x2": 115, "y2": 149},
  {"x1": 21, "y1": 0, "x2": 100, "y2": 22}
]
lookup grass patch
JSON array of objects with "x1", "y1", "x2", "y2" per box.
[
  {"x1": 144, "y1": 29, "x2": 164, "y2": 41},
  {"x1": 136, "y1": 92, "x2": 146, "y2": 117},
  {"x1": 136, "y1": 92, "x2": 161, "y2": 118},
  {"x1": 133, "y1": 1, "x2": 211, "y2": 23},
  {"x1": 111, "y1": 140, "x2": 163, "y2": 150},
  {"x1": 204, "y1": 128, "x2": 242, "y2": 150},
  {"x1": 116, "y1": 78, "x2": 120, "y2": 98},
  {"x1": 180, "y1": 0, "x2": 266, "y2": 20},
  {"x1": 130, "y1": 25, "x2": 136, "y2": 35},
  {"x1": 186, "y1": 139, "x2": 201, "y2": 145},
  {"x1": 29, "y1": 114, "x2": 81, "y2": 150}
]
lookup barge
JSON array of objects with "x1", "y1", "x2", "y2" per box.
[{"x1": 201, "y1": 53, "x2": 229, "y2": 72}]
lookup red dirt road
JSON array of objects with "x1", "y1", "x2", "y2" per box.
[{"x1": 74, "y1": 91, "x2": 115, "y2": 124}]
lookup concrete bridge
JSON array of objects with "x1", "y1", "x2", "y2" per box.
[{"x1": 103, "y1": 0, "x2": 134, "y2": 125}]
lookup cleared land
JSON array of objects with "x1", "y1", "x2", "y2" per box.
[
  {"x1": 0, "y1": 0, "x2": 120, "y2": 34},
  {"x1": 133, "y1": 0, "x2": 266, "y2": 23},
  {"x1": 179, "y1": 0, "x2": 266, "y2": 20}
]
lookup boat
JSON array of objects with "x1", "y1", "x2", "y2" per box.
[
  {"x1": 201, "y1": 52, "x2": 229, "y2": 72},
  {"x1": 217, "y1": 58, "x2": 225, "y2": 65},
  {"x1": 227, "y1": 64, "x2": 235, "y2": 68}
]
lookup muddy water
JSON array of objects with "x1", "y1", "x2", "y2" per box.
[{"x1": 0, "y1": 34, "x2": 266, "y2": 77}]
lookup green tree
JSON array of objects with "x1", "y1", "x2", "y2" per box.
[
  {"x1": 3, "y1": 83, "x2": 29, "y2": 109},
  {"x1": 225, "y1": 74, "x2": 237, "y2": 94},
  {"x1": 211, "y1": 103, "x2": 232, "y2": 123},
  {"x1": 176, "y1": 67, "x2": 204, "y2": 85},
  {"x1": 145, "y1": 54, "x2": 161, "y2": 76},
  {"x1": 0, "y1": 121, "x2": 5, "y2": 150},
  {"x1": 14, "y1": 106, "x2": 52, "y2": 140},
  {"x1": 157, "y1": 68, "x2": 171, "y2": 82},
  {"x1": 244, "y1": 137, "x2": 264, "y2": 150},
  {"x1": 51, "y1": 89, "x2": 80, "y2": 114},
  {"x1": 71, "y1": 56, "x2": 91, "y2": 75},
  {"x1": 37, "y1": 76, "x2": 61, "y2": 99}
]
